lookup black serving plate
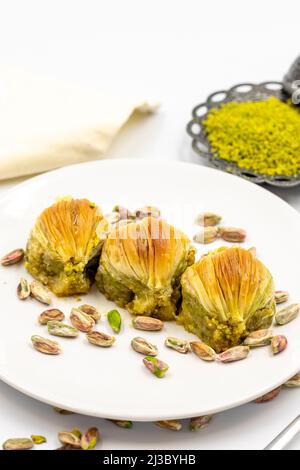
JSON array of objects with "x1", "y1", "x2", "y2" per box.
[{"x1": 187, "y1": 57, "x2": 300, "y2": 188}]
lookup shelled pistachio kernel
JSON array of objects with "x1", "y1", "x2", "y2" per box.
[
  {"x1": 155, "y1": 420, "x2": 182, "y2": 431},
  {"x1": 30, "y1": 280, "x2": 51, "y2": 305},
  {"x1": 31, "y1": 335, "x2": 61, "y2": 355},
  {"x1": 274, "y1": 290, "x2": 289, "y2": 305},
  {"x1": 31, "y1": 435, "x2": 46, "y2": 444},
  {"x1": 39, "y1": 308, "x2": 65, "y2": 325},
  {"x1": 17, "y1": 278, "x2": 31, "y2": 300},
  {"x1": 243, "y1": 329, "x2": 273, "y2": 347},
  {"x1": 70, "y1": 307, "x2": 95, "y2": 332},
  {"x1": 284, "y1": 373, "x2": 300, "y2": 388},
  {"x1": 1, "y1": 248, "x2": 25, "y2": 266},
  {"x1": 2, "y1": 437, "x2": 34, "y2": 450},
  {"x1": 190, "y1": 341, "x2": 216, "y2": 361},
  {"x1": 47, "y1": 320, "x2": 79, "y2": 338},
  {"x1": 143, "y1": 356, "x2": 169, "y2": 378},
  {"x1": 132, "y1": 316, "x2": 164, "y2": 331},
  {"x1": 189, "y1": 415, "x2": 213, "y2": 431},
  {"x1": 86, "y1": 331, "x2": 115, "y2": 347},
  {"x1": 217, "y1": 346, "x2": 249, "y2": 363},
  {"x1": 81, "y1": 427, "x2": 99, "y2": 450},
  {"x1": 79, "y1": 304, "x2": 101, "y2": 322},
  {"x1": 275, "y1": 303, "x2": 300, "y2": 325},
  {"x1": 218, "y1": 226, "x2": 247, "y2": 242},
  {"x1": 254, "y1": 387, "x2": 282, "y2": 403},
  {"x1": 193, "y1": 226, "x2": 218, "y2": 244},
  {"x1": 107, "y1": 309, "x2": 122, "y2": 333},
  {"x1": 195, "y1": 212, "x2": 221, "y2": 227},
  {"x1": 131, "y1": 337, "x2": 157, "y2": 356},
  {"x1": 271, "y1": 335, "x2": 288, "y2": 355}
]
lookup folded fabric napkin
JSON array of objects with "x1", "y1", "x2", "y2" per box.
[{"x1": 0, "y1": 68, "x2": 158, "y2": 180}]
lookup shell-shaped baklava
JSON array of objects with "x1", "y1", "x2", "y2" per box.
[
  {"x1": 96, "y1": 216, "x2": 195, "y2": 320},
  {"x1": 178, "y1": 246, "x2": 275, "y2": 352}
]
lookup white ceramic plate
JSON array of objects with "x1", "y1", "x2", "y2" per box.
[{"x1": 1, "y1": 159, "x2": 300, "y2": 421}]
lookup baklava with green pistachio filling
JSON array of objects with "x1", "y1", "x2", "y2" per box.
[
  {"x1": 25, "y1": 197, "x2": 107, "y2": 296},
  {"x1": 96, "y1": 216, "x2": 195, "y2": 321},
  {"x1": 178, "y1": 246, "x2": 275, "y2": 352}
]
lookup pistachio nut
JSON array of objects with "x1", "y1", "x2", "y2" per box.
[
  {"x1": 193, "y1": 226, "x2": 219, "y2": 244},
  {"x1": 70, "y1": 307, "x2": 95, "y2": 333},
  {"x1": 271, "y1": 335, "x2": 288, "y2": 355},
  {"x1": 254, "y1": 386, "x2": 282, "y2": 403},
  {"x1": 31, "y1": 335, "x2": 61, "y2": 355},
  {"x1": 218, "y1": 226, "x2": 247, "y2": 242},
  {"x1": 58, "y1": 431, "x2": 81, "y2": 449},
  {"x1": 30, "y1": 280, "x2": 51, "y2": 305},
  {"x1": 134, "y1": 205, "x2": 160, "y2": 219},
  {"x1": 275, "y1": 303, "x2": 300, "y2": 325},
  {"x1": 2, "y1": 438, "x2": 34, "y2": 450},
  {"x1": 131, "y1": 337, "x2": 158, "y2": 356},
  {"x1": 190, "y1": 341, "x2": 216, "y2": 361},
  {"x1": 81, "y1": 427, "x2": 99, "y2": 450},
  {"x1": 1, "y1": 248, "x2": 25, "y2": 266},
  {"x1": 243, "y1": 329, "x2": 273, "y2": 347},
  {"x1": 189, "y1": 415, "x2": 213, "y2": 431},
  {"x1": 86, "y1": 331, "x2": 115, "y2": 347},
  {"x1": 155, "y1": 420, "x2": 182, "y2": 431},
  {"x1": 143, "y1": 356, "x2": 169, "y2": 378},
  {"x1": 195, "y1": 212, "x2": 221, "y2": 227},
  {"x1": 284, "y1": 373, "x2": 300, "y2": 388},
  {"x1": 274, "y1": 290, "x2": 289, "y2": 305},
  {"x1": 165, "y1": 336, "x2": 190, "y2": 354},
  {"x1": 132, "y1": 316, "x2": 164, "y2": 331},
  {"x1": 108, "y1": 419, "x2": 133, "y2": 429},
  {"x1": 17, "y1": 278, "x2": 31, "y2": 300},
  {"x1": 39, "y1": 308, "x2": 65, "y2": 325},
  {"x1": 107, "y1": 309, "x2": 122, "y2": 333},
  {"x1": 79, "y1": 304, "x2": 101, "y2": 322},
  {"x1": 31, "y1": 435, "x2": 46, "y2": 444},
  {"x1": 217, "y1": 345, "x2": 250, "y2": 363},
  {"x1": 47, "y1": 320, "x2": 79, "y2": 338}
]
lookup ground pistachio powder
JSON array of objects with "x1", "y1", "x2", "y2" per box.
[{"x1": 203, "y1": 97, "x2": 300, "y2": 177}]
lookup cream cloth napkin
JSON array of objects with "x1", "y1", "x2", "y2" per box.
[{"x1": 0, "y1": 68, "x2": 158, "y2": 180}]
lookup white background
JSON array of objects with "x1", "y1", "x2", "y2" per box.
[{"x1": 0, "y1": 0, "x2": 300, "y2": 450}]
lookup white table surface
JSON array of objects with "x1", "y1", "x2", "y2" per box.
[{"x1": 0, "y1": 0, "x2": 300, "y2": 450}]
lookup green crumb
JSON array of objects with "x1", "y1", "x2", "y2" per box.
[{"x1": 203, "y1": 97, "x2": 300, "y2": 177}]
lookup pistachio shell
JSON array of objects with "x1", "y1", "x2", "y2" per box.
[{"x1": 17, "y1": 278, "x2": 31, "y2": 300}]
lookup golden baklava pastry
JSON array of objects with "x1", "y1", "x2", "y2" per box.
[
  {"x1": 178, "y1": 246, "x2": 275, "y2": 352},
  {"x1": 96, "y1": 216, "x2": 195, "y2": 320},
  {"x1": 25, "y1": 198, "x2": 107, "y2": 295}
]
